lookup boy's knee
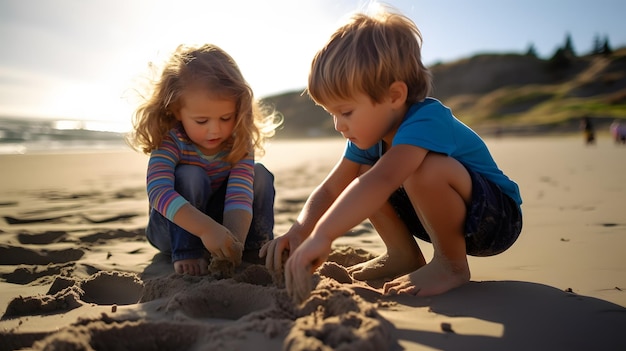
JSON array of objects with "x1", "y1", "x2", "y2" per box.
[
  {"x1": 408, "y1": 155, "x2": 440, "y2": 187},
  {"x1": 413, "y1": 154, "x2": 468, "y2": 186},
  {"x1": 358, "y1": 164, "x2": 372, "y2": 176}
]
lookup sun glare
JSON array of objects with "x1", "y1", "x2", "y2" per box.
[
  {"x1": 0, "y1": 0, "x2": 356, "y2": 131},
  {"x1": 53, "y1": 120, "x2": 83, "y2": 130}
]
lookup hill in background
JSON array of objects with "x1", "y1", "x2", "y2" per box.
[{"x1": 263, "y1": 47, "x2": 626, "y2": 139}]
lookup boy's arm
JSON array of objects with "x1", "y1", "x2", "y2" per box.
[
  {"x1": 312, "y1": 144, "x2": 426, "y2": 242},
  {"x1": 290, "y1": 157, "x2": 361, "y2": 239},
  {"x1": 261, "y1": 157, "x2": 361, "y2": 271},
  {"x1": 285, "y1": 144, "x2": 427, "y2": 302}
]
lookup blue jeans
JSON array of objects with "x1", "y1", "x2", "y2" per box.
[{"x1": 146, "y1": 163, "x2": 275, "y2": 262}]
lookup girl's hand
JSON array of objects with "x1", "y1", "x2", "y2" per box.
[
  {"x1": 200, "y1": 227, "x2": 243, "y2": 265},
  {"x1": 284, "y1": 235, "x2": 332, "y2": 304}
]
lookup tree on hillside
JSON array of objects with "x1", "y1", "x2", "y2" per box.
[
  {"x1": 602, "y1": 35, "x2": 613, "y2": 56},
  {"x1": 563, "y1": 32, "x2": 576, "y2": 57},
  {"x1": 591, "y1": 34, "x2": 613, "y2": 56},
  {"x1": 525, "y1": 43, "x2": 538, "y2": 57},
  {"x1": 548, "y1": 47, "x2": 571, "y2": 70},
  {"x1": 592, "y1": 34, "x2": 603, "y2": 55},
  {"x1": 547, "y1": 32, "x2": 576, "y2": 71}
]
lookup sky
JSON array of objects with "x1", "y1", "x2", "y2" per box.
[{"x1": 1, "y1": 0, "x2": 625, "y2": 132}]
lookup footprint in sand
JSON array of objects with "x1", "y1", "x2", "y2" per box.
[
  {"x1": 1, "y1": 263, "x2": 73, "y2": 284},
  {"x1": 0, "y1": 245, "x2": 83, "y2": 265},
  {"x1": 80, "y1": 271, "x2": 144, "y2": 305},
  {"x1": 78, "y1": 228, "x2": 145, "y2": 243},
  {"x1": 18, "y1": 231, "x2": 67, "y2": 244},
  {"x1": 2, "y1": 271, "x2": 144, "y2": 318}
]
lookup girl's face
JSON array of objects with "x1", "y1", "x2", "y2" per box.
[{"x1": 175, "y1": 88, "x2": 237, "y2": 155}]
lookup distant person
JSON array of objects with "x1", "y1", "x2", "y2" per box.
[
  {"x1": 127, "y1": 44, "x2": 280, "y2": 275},
  {"x1": 610, "y1": 119, "x2": 626, "y2": 144},
  {"x1": 260, "y1": 6, "x2": 522, "y2": 303},
  {"x1": 581, "y1": 116, "x2": 595, "y2": 145}
]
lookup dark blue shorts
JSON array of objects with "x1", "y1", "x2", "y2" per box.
[{"x1": 388, "y1": 168, "x2": 522, "y2": 257}]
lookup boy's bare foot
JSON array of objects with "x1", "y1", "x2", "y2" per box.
[
  {"x1": 348, "y1": 250, "x2": 425, "y2": 282},
  {"x1": 383, "y1": 257, "x2": 470, "y2": 296},
  {"x1": 173, "y1": 257, "x2": 210, "y2": 276}
]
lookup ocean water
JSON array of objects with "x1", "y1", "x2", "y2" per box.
[
  {"x1": 0, "y1": 139, "x2": 129, "y2": 154},
  {"x1": 0, "y1": 117, "x2": 129, "y2": 154},
  {"x1": 0, "y1": 116, "x2": 346, "y2": 155}
]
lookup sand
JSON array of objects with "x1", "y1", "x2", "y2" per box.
[{"x1": 1, "y1": 136, "x2": 625, "y2": 350}]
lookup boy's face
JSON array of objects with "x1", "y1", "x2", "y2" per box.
[{"x1": 323, "y1": 91, "x2": 400, "y2": 149}]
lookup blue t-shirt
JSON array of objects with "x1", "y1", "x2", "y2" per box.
[{"x1": 343, "y1": 98, "x2": 522, "y2": 206}]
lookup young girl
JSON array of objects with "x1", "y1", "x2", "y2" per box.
[{"x1": 127, "y1": 44, "x2": 280, "y2": 275}]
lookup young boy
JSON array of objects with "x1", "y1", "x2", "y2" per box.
[{"x1": 260, "y1": 6, "x2": 522, "y2": 303}]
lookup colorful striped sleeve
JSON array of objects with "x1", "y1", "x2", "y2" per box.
[
  {"x1": 224, "y1": 152, "x2": 255, "y2": 214},
  {"x1": 146, "y1": 134, "x2": 189, "y2": 221}
]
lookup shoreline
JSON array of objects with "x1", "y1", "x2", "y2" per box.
[{"x1": 0, "y1": 128, "x2": 620, "y2": 156}]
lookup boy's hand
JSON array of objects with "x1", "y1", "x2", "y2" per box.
[
  {"x1": 200, "y1": 228, "x2": 243, "y2": 266},
  {"x1": 284, "y1": 235, "x2": 332, "y2": 304},
  {"x1": 259, "y1": 231, "x2": 306, "y2": 273}
]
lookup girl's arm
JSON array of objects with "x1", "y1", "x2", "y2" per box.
[
  {"x1": 172, "y1": 203, "x2": 242, "y2": 261},
  {"x1": 147, "y1": 136, "x2": 242, "y2": 262},
  {"x1": 223, "y1": 153, "x2": 255, "y2": 244},
  {"x1": 146, "y1": 137, "x2": 188, "y2": 220},
  {"x1": 223, "y1": 210, "x2": 252, "y2": 245}
]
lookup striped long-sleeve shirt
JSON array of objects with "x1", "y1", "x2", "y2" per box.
[{"x1": 146, "y1": 124, "x2": 254, "y2": 221}]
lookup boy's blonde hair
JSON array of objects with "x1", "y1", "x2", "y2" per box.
[
  {"x1": 127, "y1": 44, "x2": 280, "y2": 163},
  {"x1": 307, "y1": 6, "x2": 432, "y2": 106}
]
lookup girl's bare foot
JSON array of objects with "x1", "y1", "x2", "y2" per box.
[
  {"x1": 383, "y1": 256, "x2": 470, "y2": 296},
  {"x1": 348, "y1": 250, "x2": 426, "y2": 282},
  {"x1": 173, "y1": 257, "x2": 210, "y2": 276}
]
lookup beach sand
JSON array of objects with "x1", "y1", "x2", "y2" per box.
[{"x1": 1, "y1": 136, "x2": 625, "y2": 350}]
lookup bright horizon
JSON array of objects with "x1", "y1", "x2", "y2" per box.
[{"x1": 1, "y1": 0, "x2": 625, "y2": 132}]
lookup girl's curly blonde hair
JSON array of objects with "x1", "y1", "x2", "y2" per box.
[{"x1": 127, "y1": 44, "x2": 281, "y2": 163}]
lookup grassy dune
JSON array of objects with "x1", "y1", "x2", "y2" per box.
[{"x1": 263, "y1": 47, "x2": 626, "y2": 138}]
